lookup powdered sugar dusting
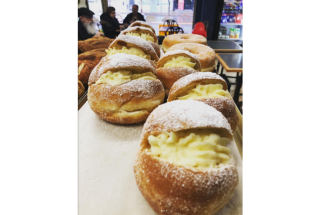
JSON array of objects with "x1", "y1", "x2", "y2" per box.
[
  {"x1": 89, "y1": 79, "x2": 164, "y2": 105},
  {"x1": 120, "y1": 26, "x2": 156, "y2": 36},
  {"x1": 142, "y1": 100, "x2": 232, "y2": 137},
  {"x1": 109, "y1": 35, "x2": 156, "y2": 55},
  {"x1": 88, "y1": 53, "x2": 156, "y2": 85},
  {"x1": 170, "y1": 72, "x2": 226, "y2": 96},
  {"x1": 112, "y1": 79, "x2": 163, "y2": 99},
  {"x1": 161, "y1": 50, "x2": 199, "y2": 62},
  {"x1": 134, "y1": 149, "x2": 239, "y2": 214},
  {"x1": 129, "y1": 20, "x2": 154, "y2": 29},
  {"x1": 200, "y1": 98, "x2": 239, "y2": 132},
  {"x1": 104, "y1": 53, "x2": 155, "y2": 71}
]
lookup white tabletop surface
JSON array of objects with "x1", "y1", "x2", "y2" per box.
[{"x1": 79, "y1": 102, "x2": 243, "y2": 215}]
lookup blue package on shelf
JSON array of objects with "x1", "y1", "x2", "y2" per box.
[
  {"x1": 221, "y1": 13, "x2": 228, "y2": 23},
  {"x1": 227, "y1": 12, "x2": 236, "y2": 23}
]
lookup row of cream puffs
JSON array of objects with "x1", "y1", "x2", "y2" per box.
[
  {"x1": 86, "y1": 22, "x2": 240, "y2": 215},
  {"x1": 88, "y1": 22, "x2": 164, "y2": 124}
]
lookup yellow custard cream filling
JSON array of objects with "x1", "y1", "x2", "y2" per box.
[
  {"x1": 148, "y1": 129, "x2": 231, "y2": 168},
  {"x1": 106, "y1": 46, "x2": 151, "y2": 60},
  {"x1": 164, "y1": 56, "x2": 196, "y2": 69},
  {"x1": 96, "y1": 70, "x2": 156, "y2": 86},
  {"x1": 126, "y1": 32, "x2": 155, "y2": 42},
  {"x1": 178, "y1": 84, "x2": 230, "y2": 100}
]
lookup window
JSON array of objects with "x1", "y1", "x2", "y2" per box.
[
  {"x1": 108, "y1": 0, "x2": 194, "y2": 35},
  {"x1": 88, "y1": 0, "x2": 103, "y2": 21}
]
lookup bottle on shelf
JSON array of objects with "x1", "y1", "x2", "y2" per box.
[
  {"x1": 229, "y1": 28, "x2": 235, "y2": 38},
  {"x1": 234, "y1": 28, "x2": 240, "y2": 39}
]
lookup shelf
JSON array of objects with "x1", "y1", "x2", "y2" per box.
[
  {"x1": 220, "y1": 23, "x2": 243, "y2": 26},
  {"x1": 218, "y1": 38, "x2": 243, "y2": 41}
]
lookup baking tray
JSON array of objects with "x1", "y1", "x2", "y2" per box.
[
  {"x1": 78, "y1": 90, "x2": 88, "y2": 110},
  {"x1": 79, "y1": 102, "x2": 242, "y2": 215}
]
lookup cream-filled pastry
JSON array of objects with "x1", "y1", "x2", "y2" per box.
[
  {"x1": 168, "y1": 72, "x2": 239, "y2": 132},
  {"x1": 88, "y1": 53, "x2": 164, "y2": 124},
  {"x1": 78, "y1": 48, "x2": 107, "y2": 88},
  {"x1": 167, "y1": 43, "x2": 216, "y2": 72},
  {"x1": 121, "y1": 26, "x2": 157, "y2": 43},
  {"x1": 148, "y1": 129, "x2": 231, "y2": 169},
  {"x1": 95, "y1": 70, "x2": 157, "y2": 86},
  {"x1": 156, "y1": 50, "x2": 201, "y2": 96},
  {"x1": 134, "y1": 100, "x2": 238, "y2": 215},
  {"x1": 120, "y1": 26, "x2": 160, "y2": 57},
  {"x1": 106, "y1": 35, "x2": 159, "y2": 62},
  {"x1": 126, "y1": 32, "x2": 155, "y2": 42},
  {"x1": 163, "y1": 56, "x2": 196, "y2": 69},
  {"x1": 128, "y1": 21, "x2": 156, "y2": 34},
  {"x1": 177, "y1": 83, "x2": 231, "y2": 100},
  {"x1": 106, "y1": 46, "x2": 151, "y2": 60}
]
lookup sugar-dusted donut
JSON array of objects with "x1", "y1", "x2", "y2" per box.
[{"x1": 162, "y1": 34, "x2": 207, "y2": 52}]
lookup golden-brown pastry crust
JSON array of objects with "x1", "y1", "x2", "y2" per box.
[
  {"x1": 78, "y1": 48, "x2": 107, "y2": 88},
  {"x1": 134, "y1": 100, "x2": 238, "y2": 215},
  {"x1": 88, "y1": 79, "x2": 165, "y2": 124},
  {"x1": 155, "y1": 50, "x2": 201, "y2": 97},
  {"x1": 108, "y1": 35, "x2": 159, "y2": 62},
  {"x1": 78, "y1": 80, "x2": 85, "y2": 99},
  {"x1": 135, "y1": 151, "x2": 238, "y2": 215},
  {"x1": 88, "y1": 53, "x2": 156, "y2": 86},
  {"x1": 162, "y1": 34, "x2": 207, "y2": 52},
  {"x1": 120, "y1": 26, "x2": 158, "y2": 44},
  {"x1": 87, "y1": 53, "x2": 165, "y2": 124},
  {"x1": 149, "y1": 41, "x2": 161, "y2": 58},
  {"x1": 140, "y1": 100, "x2": 233, "y2": 143},
  {"x1": 78, "y1": 36, "x2": 114, "y2": 53},
  {"x1": 157, "y1": 50, "x2": 202, "y2": 71},
  {"x1": 167, "y1": 73, "x2": 239, "y2": 131},
  {"x1": 129, "y1": 21, "x2": 156, "y2": 34},
  {"x1": 200, "y1": 98, "x2": 239, "y2": 132},
  {"x1": 156, "y1": 67, "x2": 197, "y2": 96},
  {"x1": 168, "y1": 72, "x2": 228, "y2": 102},
  {"x1": 167, "y1": 43, "x2": 216, "y2": 72}
]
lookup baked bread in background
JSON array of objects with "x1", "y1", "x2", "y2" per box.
[
  {"x1": 78, "y1": 36, "x2": 114, "y2": 53},
  {"x1": 134, "y1": 100, "x2": 238, "y2": 215},
  {"x1": 88, "y1": 53, "x2": 165, "y2": 124},
  {"x1": 78, "y1": 80, "x2": 85, "y2": 99},
  {"x1": 168, "y1": 72, "x2": 239, "y2": 132},
  {"x1": 78, "y1": 48, "x2": 107, "y2": 88},
  {"x1": 156, "y1": 50, "x2": 201, "y2": 96},
  {"x1": 167, "y1": 43, "x2": 216, "y2": 72}
]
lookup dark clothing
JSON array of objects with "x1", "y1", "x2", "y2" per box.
[
  {"x1": 123, "y1": 12, "x2": 145, "y2": 26},
  {"x1": 100, "y1": 13, "x2": 120, "y2": 39},
  {"x1": 78, "y1": 20, "x2": 95, "y2": 41}
]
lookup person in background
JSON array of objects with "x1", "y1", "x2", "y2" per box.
[
  {"x1": 123, "y1": 4, "x2": 145, "y2": 28},
  {"x1": 100, "y1": 7, "x2": 120, "y2": 39},
  {"x1": 78, "y1": 7, "x2": 104, "y2": 41}
]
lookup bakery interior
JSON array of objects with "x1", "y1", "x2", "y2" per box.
[{"x1": 78, "y1": 0, "x2": 243, "y2": 214}]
